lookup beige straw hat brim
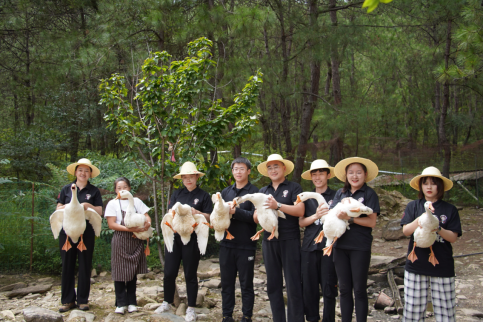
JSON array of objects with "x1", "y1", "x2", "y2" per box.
[
  {"x1": 409, "y1": 166, "x2": 453, "y2": 191},
  {"x1": 66, "y1": 158, "x2": 100, "y2": 178},
  {"x1": 173, "y1": 162, "x2": 205, "y2": 179},
  {"x1": 301, "y1": 159, "x2": 335, "y2": 180},
  {"x1": 257, "y1": 154, "x2": 294, "y2": 177},
  {"x1": 334, "y1": 157, "x2": 379, "y2": 183}
]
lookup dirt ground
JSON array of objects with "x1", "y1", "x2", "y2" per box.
[{"x1": 0, "y1": 207, "x2": 482, "y2": 322}]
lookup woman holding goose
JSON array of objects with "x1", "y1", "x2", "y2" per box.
[
  {"x1": 53, "y1": 158, "x2": 104, "y2": 312},
  {"x1": 330, "y1": 157, "x2": 380, "y2": 322},
  {"x1": 104, "y1": 177, "x2": 152, "y2": 315},
  {"x1": 401, "y1": 166, "x2": 461, "y2": 322}
]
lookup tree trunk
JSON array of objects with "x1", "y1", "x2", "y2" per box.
[
  {"x1": 452, "y1": 83, "x2": 459, "y2": 146},
  {"x1": 439, "y1": 19, "x2": 452, "y2": 178},
  {"x1": 324, "y1": 61, "x2": 332, "y2": 96}
]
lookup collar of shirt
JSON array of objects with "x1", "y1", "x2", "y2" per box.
[
  {"x1": 73, "y1": 181, "x2": 93, "y2": 192},
  {"x1": 344, "y1": 183, "x2": 368, "y2": 196},
  {"x1": 180, "y1": 185, "x2": 201, "y2": 195},
  {"x1": 230, "y1": 181, "x2": 253, "y2": 193},
  {"x1": 268, "y1": 179, "x2": 290, "y2": 190}
]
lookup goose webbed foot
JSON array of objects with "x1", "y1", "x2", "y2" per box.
[
  {"x1": 144, "y1": 240, "x2": 150, "y2": 256},
  {"x1": 314, "y1": 230, "x2": 325, "y2": 244},
  {"x1": 267, "y1": 226, "x2": 276, "y2": 240},
  {"x1": 62, "y1": 236, "x2": 72, "y2": 252},
  {"x1": 225, "y1": 230, "x2": 235, "y2": 240},
  {"x1": 250, "y1": 229, "x2": 264, "y2": 241},
  {"x1": 323, "y1": 237, "x2": 337, "y2": 256},
  {"x1": 407, "y1": 242, "x2": 418, "y2": 263},
  {"x1": 428, "y1": 246, "x2": 439, "y2": 266},
  {"x1": 77, "y1": 234, "x2": 87, "y2": 252}
]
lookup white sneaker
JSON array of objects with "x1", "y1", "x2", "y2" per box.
[
  {"x1": 115, "y1": 306, "x2": 126, "y2": 315},
  {"x1": 128, "y1": 305, "x2": 138, "y2": 313},
  {"x1": 154, "y1": 301, "x2": 172, "y2": 314},
  {"x1": 185, "y1": 307, "x2": 197, "y2": 322}
]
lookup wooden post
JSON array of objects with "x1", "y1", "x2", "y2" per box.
[{"x1": 30, "y1": 182, "x2": 34, "y2": 272}]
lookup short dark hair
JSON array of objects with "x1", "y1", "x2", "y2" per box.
[
  {"x1": 75, "y1": 165, "x2": 93, "y2": 173},
  {"x1": 231, "y1": 157, "x2": 251, "y2": 170},
  {"x1": 418, "y1": 176, "x2": 444, "y2": 200},
  {"x1": 114, "y1": 177, "x2": 131, "y2": 191},
  {"x1": 310, "y1": 168, "x2": 330, "y2": 175},
  {"x1": 342, "y1": 163, "x2": 367, "y2": 193}
]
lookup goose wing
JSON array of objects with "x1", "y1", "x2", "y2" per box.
[
  {"x1": 85, "y1": 208, "x2": 103, "y2": 237},
  {"x1": 193, "y1": 214, "x2": 209, "y2": 255},
  {"x1": 49, "y1": 210, "x2": 65, "y2": 239},
  {"x1": 161, "y1": 212, "x2": 175, "y2": 253}
]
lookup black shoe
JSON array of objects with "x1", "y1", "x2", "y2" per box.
[
  {"x1": 222, "y1": 316, "x2": 235, "y2": 322},
  {"x1": 241, "y1": 316, "x2": 252, "y2": 322},
  {"x1": 59, "y1": 302, "x2": 76, "y2": 313}
]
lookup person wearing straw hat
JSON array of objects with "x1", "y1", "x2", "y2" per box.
[
  {"x1": 256, "y1": 154, "x2": 305, "y2": 322},
  {"x1": 55, "y1": 158, "x2": 103, "y2": 312},
  {"x1": 299, "y1": 159, "x2": 337, "y2": 322},
  {"x1": 330, "y1": 157, "x2": 380, "y2": 322},
  {"x1": 400, "y1": 166, "x2": 461, "y2": 322},
  {"x1": 155, "y1": 161, "x2": 213, "y2": 322}
]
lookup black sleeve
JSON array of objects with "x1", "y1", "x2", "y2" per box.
[
  {"x1": 365, "y1": 188, "x2": 380, "y2": 215},
  {"x1": 168, "y1": 190, "x2": 178, "y2": 209},
  {"x1": 291, "y1": 183, "x2": 303, "y2": 203},
  {"x1": 445, "y1": 205, "x2": 462, "y2": 237},
  {"x1": 200, "y1": 192, "x2": 214, "y2": 214},
  {"x1": 91, "y1": 187, "x2": 103, "y2": 207},
  {"x1": 329, "y1": 189, "x2": 343, "y2": 210},
  {"x1": 57, "y1": 186, "x2": 68, "y2": 205},
  {"x1": 401, "y1": 200, "x2": 418, "y2": 226}
]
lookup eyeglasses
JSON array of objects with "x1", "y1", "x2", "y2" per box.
[
  {"x1": 233, "y1": 167, "x2": 247, "y2": 172},
  {"x1": 267, "y1": 165, "x2": 281, "y2": 171}
]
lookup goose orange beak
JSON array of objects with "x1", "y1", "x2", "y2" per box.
[
  {"x1": 294, "y1": 195, "x2": 302, "y2": 206},
  {"x1": 171, "y1": 210, "x2": 176, "y2": 216},
  {"x1": 232, "y1": 199, "x2": 237, "y2": 206},
  {"x1": 115, "y1": 192, "x2": 121, "y2": 200},
  {"x1": 428, "y1": 202, "x2": 435, "y2": 212}
]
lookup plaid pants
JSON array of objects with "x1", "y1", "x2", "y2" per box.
[{"x1": 403, "y1": 270, "x2": 456, "y2": 322}]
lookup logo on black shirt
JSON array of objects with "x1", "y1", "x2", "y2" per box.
[
  {"x1": 440, "y1": 215, "x2": 447, "y2": 224},
  {"x1": 328, "y1": 200, "x2": 333, "y2": 207},
  {"x1": 358, "y1": 197, "x2": 364, "y2": 203},
  {"x1": 194, "y1": 198, "x2": 199, "y2": 205},
  {"x1": 282, "y1": 190, "x2": 289, "y2": 198},
  {"x1": 86, "y1": 194, "x2": 91, "y2": 200}
]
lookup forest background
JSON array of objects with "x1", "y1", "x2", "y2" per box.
[{"x1": 0, "y1": 0, "x2": 482, "y2": 272}]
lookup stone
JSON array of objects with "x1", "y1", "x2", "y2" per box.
[
  {"x1": 391, "y1": 314, "x2": 400, "y2": 319},
  {"x1": 459, "y1": 308, "x2": 483, "y2": 318},
  {"x1": 394, "y1": 245, "x2": 403, "y2": 249},
  {"x1": 104, "y1": 313, "x2": 124, "y2": 322},
  {"x1": 203, "y1": 279, "x2": 221, "y2": 289},
  {"x1": 199, "y1": 287, "x2": 209, "y2": 296},
  {"x1": 143, "y1": 286, "x2": 162, "y2": 296},
  {"x1": 150, "y1": 313, "x2": 185, "y2": 322},
  {"x1": 196, "y1": 293, "x2": 204, "y2": 306},
  {"x1": 382, "y1": 220, "x2": 406, "y2": 241},
  {"x1": 176, "y1": 303, "x2": 187, "y2": 316},
  {"x1": 367, "y1": 280, "x2": 375, "y2": 287},
  {"x1": 456, "y1": 295, "x2": 467, "y2": 299},
  {"x1": 90, "y1": 278, "x2": 95, "y2": 284},
  {"x1": 99, "y1": 272, "x2": 107, "y2": 277},
  {"x1": 384, "y1": 306, "x2": 396, "y2": 314},
  {"x1": 37, "y1": 277, "x2": 54, "y2": 284},
  {"x1": 394, "y1": 276, "x2": 404, "y2": 285},
  {"x1": 24, "y1": 293, "x2": 42, "y2": 300},
  {"x1": 397, "y1": 285, "x2": 404, "y2": 290},
  {"x1": 137, "y1": 296, "x2": 156, "y2": 307},
  {"x1": 253, "y1": 278, "x2": 265, "y2": 285},
  {"x1": 23, "y1": 306, "x2": 63, "y2": 322},
  {"x1": 91, "y1": 269, "x2": 97, "y2": 277},
  {"x1": 143, "y1": 303, "x2": 163, "y2": 311},
  {"x1": 194, "y1": 307, "x2": 210, "y2": 314},
  {"x1": 382, "y1": 217, "x2": 389, "y2": 221},
  {"x1": 6, "y1": 284, "x2": 52, "y2": 298},
  {"x1": 1, "y1": 310, "x2": 15, "y2": 321},
  {"x1": 67, "y1": 310, "x2": 95, "y2": 322},
  {"x1": 204, "y1": 298, "x2": 216, "y2": 308},
  {"x1": 209, "y1": 258, "x2": 219, "y2": 263},
  {"x1": 259, "y1": 266, "x2": 266, "y2": 273},
  {"x1": 0, "y1": 282, "x2": 27, "y2": 292}
]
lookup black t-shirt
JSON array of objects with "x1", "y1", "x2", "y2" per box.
[
  {"x1": 330, "y1": 183, "x2": 380, "y2": 251},
  {"x1": 301, "y1": 188, "x2": 336, "y2": 252},
  {"x1": 400, "y1": 199, "x2": 462, "y2": 277},
  {"x1": 260, "y1": 179, "x2": 303, "y2": 241},
  {"x1": 220, "y1": 182, "x2": 259, "y2": 250},
  {"x1": 57, "y1": 182, "x2": 103, "y2": 208},
  {"x1": 168, "y1": 186, "x2": 213, "y2": 214}
]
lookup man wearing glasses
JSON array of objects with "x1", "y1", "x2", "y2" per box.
[
  {"x1": 256, "y1": 154, "x2": 305, "y2": 322},
  {"x1": 220, "y1": 157, "x2": 259, "y2": 322}
]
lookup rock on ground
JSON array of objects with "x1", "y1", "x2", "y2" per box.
[
  {"x1": 67, "y1": 310, "x2": 95, "y2": 322},
  {"x1": 150, "y1": 313, "x2": 185, "y2": 322},
  {"x1": 382, "y1": 220, "x2": 407, "y2": 241},
  {"x1": 1, "y1": 310, "x2": 15, "y2": 321},
  {"x1": 203, "y1": 279, "x2": 221, "y2": 289},
  {"x1": 6, "y1": 284, "x2": 52, "y2": 298},
  {"x1": 176, "y1": 303, "x2": 187, "y2": 316},
  {"x1": 23, "y1": 306, "x2": 63, "y2": 322},
  {"x1": 0, "y1": 282, "x2": 27, "y2": 292}
]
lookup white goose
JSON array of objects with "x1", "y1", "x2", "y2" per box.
[
  {"x1": 295, "y1": 192, "x2": 328, "y2": 242},
  {"x1": 322, "y1": 197, "x2": 373, "y2": 256},
  {"x1": 407, "y1": 201, "x2": 439, "y2": 266},
  {"x1": 210, "y1": 192, "x2": 233, "y2": 241},
  {"x1": 50, "y1": 184, "x2": 102, "y2": 251},
  {"x1": 115, "y1": 190, "x2": 153, "y2": 256},
  {"x1": 233, "y1": 193, "x2": 286, "y2": 240},
  {"x1": 161, "y1": 202, "x2": 210, "y2": 255}
]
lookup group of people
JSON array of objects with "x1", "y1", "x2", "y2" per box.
[{"x1": 54, "y1": 154, "x2": 461, "y2": 322}]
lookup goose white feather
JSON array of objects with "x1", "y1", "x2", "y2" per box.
[
  {"x1": 210, "y1": 192, "x2": 233, "y2": 241},
  {"x1": 233, "y1": 193, "x2": 285, "y2": 241},
  {"x1": 295, "y1": 192, "x2": 329, "y2": 243},
  {"x1": 322, "y1": 197, "x2": 373, "y2": 256},
  {"x1": 407, "y1": 201, "x2": 439, "y2": 266},
  {"x1": 49, "y1": 184, "x2": 102, "y2": 251}
]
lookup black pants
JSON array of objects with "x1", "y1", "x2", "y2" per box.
[
  {"x1": 220, "y1": 246, "x2": 255, "y2": 318},
  {"x1": 301, "y1": 250, "x2": 338, "y2": 322},
  {"x1": 114, "y1": 276, "x2": 137, "y2": 307},
  {"x1": 333, "y1": 248, "x2": 372, "y2": 322},
  {"x1": 164, "y1": 233, "x2": 200, "y2": 307},
  {"x1": 59, "y1": 222, "x2": 95, "y2": 305},
  {"x1": 262, "y1": 239, "x2": 304, "y2": 322}
]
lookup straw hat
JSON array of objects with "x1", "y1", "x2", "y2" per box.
[
  {"x1": 301, "y1": 159, "x2": 335, "y2": 180},
  {"x1": 409, "y1": 166, "x2": 453, "y2": 191},
  {"x1": 173, "y1": 162, "x2": 205, "y2": 179},
  {"x1": 67, "y1": 158, "x2": 100, "y2": 178},
  {"x1": 334, "y1": 157, "x2": 379, "y2": 183},
  {"x1": 257, "y1": 154, "x2": 294, "y2": 177}
]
